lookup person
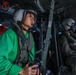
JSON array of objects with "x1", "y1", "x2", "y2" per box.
[
  {"x1": 59, "y1": 18, "x2": 76, "y2": 75},
  {"x1": 0, "y1": 4, "x2": 41, "y2": 75}
]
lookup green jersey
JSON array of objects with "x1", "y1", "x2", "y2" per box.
[{"x1": 0, "y1": 29, "x2": 35, "y2": 75}]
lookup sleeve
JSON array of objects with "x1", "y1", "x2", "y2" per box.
[
  {"x1": 0, "y1": 31, "x2": 22, "y2": 75},
  {"x1": 60, "y1": 36, "x2": 76, "y2": 56}
]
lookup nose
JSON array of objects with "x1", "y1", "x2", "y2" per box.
[
  {"x1": 31, "y1": 19, "x2": 35, "y2": 25},
  {"x1": 31, "y1": 17, "x2": 35, "y2": 25},
  {"x1": 30, "y1": 14, "x2": 35, "y2": 25}
]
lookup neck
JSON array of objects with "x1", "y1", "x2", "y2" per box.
[
  {"x1": 22, "y1": 29, "x2": 27, "y2": 34},
  {"x1": 64, "y1": 31, "x2": 71, "y2": 36},
  {"x1": 22, "y1": 24, "x2": 29, "y2": 30},
  {"x1": 22, "y1": 26, "x2": 28, "y2": 34}
]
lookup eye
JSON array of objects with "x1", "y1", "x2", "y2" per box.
[
  {"x1": 30, "y1": 14, "x2": 35, "y2": 21},
  {"x1": 72, "y1": 23, "x2": 75, "y2": 26}
]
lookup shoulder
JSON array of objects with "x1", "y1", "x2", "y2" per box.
[
  {"x1": 1, "y1": 29, "x2": 17, "y2": 40},
  {"x1": 5, "y1": 29, "x2": 16, "y2": 34},
  {"x1": 4, "y1": 29, "x2": 17, "y2": 36},
  {"x1": 60, "y1": 34, "x2": 67, "y2": 40},
  {"x1": 59, "y1": 35, "x2": 67, "y2": 44}
]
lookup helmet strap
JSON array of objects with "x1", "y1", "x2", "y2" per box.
[{"x1": 21, "y1": 10, "x2": 26, "y2": 24}]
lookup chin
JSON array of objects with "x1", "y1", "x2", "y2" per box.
[
  {"x1": 28, "y1": 26, "x2": 32, "y2": 29},
  {"x1": 30, "y1": 25, "x2": 33, "y2": 28}
]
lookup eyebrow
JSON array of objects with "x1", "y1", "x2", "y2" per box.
[{"x1": 30, "y1": 14, "x2": 35, "y2": 20}]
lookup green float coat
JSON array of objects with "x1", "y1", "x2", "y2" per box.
[{"x1": 0, "y1": 29, "x2": 35, "y2": 75}]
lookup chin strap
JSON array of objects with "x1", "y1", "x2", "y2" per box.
[{"x1": 22, "y1": 26, "x2": 32, "y2": 32}]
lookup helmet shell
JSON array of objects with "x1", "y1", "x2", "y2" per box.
[
  {"x1": 14, "y1": 9, "x2": 24, "y2": 23},
  {"x1": 62, "y1": 18, "x2": 75, "y2": 30},
  {"x1": 13, "y1": 9, "x2": 37, "y2": 24}
]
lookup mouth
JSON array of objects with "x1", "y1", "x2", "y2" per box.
[{"x1": 31, "y1": 24, "x2": 33, "y2": 27}]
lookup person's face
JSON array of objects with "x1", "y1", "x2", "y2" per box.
[
  {"x1": 22, "y1": 13, "x2": 35, "y2": 30},
  {"x1": 65, "y1": 30, "x2": 71, "y2": 35}
]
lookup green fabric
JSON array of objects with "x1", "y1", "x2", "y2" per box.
[{"x1": 0, "y1": 29, "x2": 35, "y2": 75}]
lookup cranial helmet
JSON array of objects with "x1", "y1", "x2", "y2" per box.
[
  {"x1": 13, "y1": 4, "x2": 37, "y2": 24},
  {"x1": 62, "y1": 18, "x2": 75, "y2": 30}
]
